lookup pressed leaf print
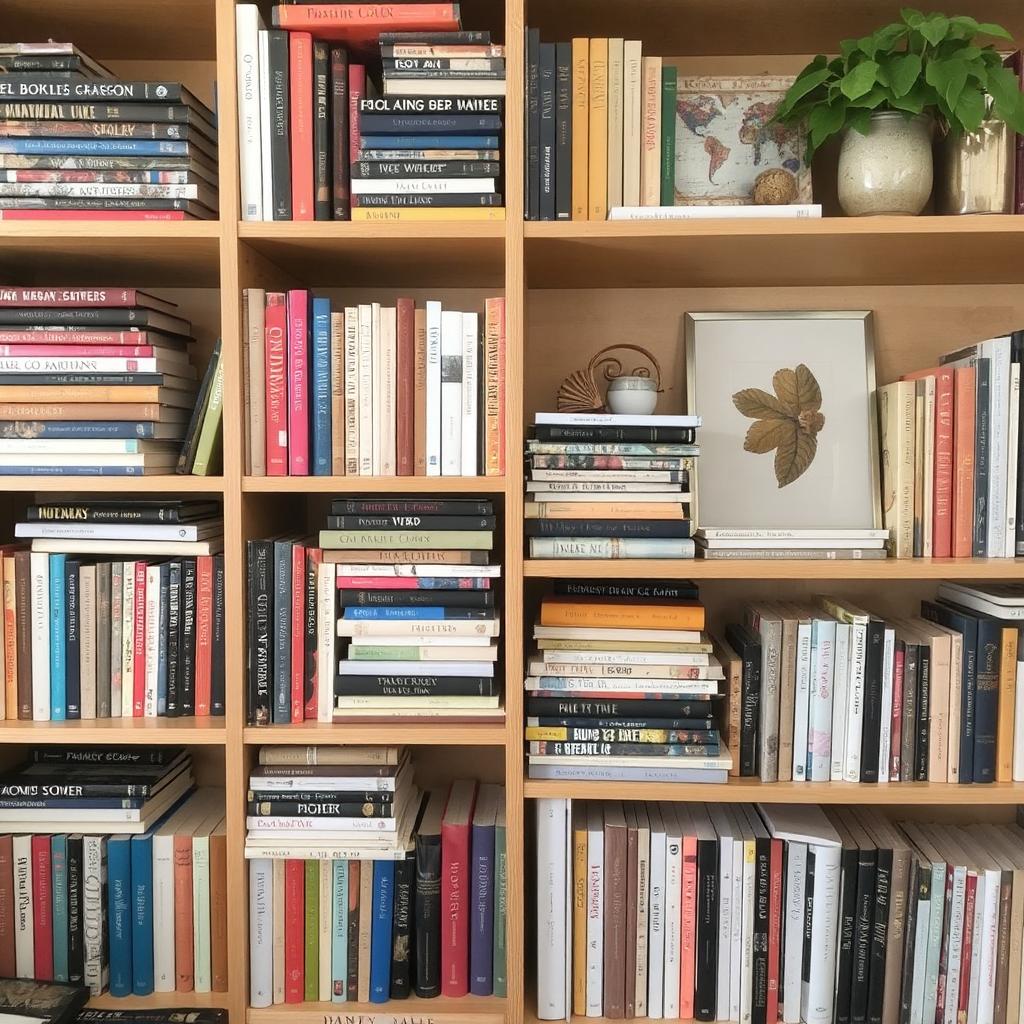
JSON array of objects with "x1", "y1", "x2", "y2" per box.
[{"x1": 732, "y1": 363, "x2": 824, "y2": 487}]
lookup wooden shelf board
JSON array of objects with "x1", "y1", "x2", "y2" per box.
[
  {"x1": 88, "y1": 990, "x2": 226, "y2": 1010},
  {"x1": 243, "y1": 476, "x2": 507, "y2": 494},
  {"x1": 523, "y1": 558, "x2": 1024, "y2": 580},
  {"x1": 0, "y1": 717, "x2": 225, "y2": 745},
  {"x1": 248, "y1": 995, "x2": 505, "y2": 1024},
  {"x1": 523, "y1": 777, "x2": 1024, "y2": 804},
  {"x1": 523, "y1": 216, "x2": 1024, "y2": 289},
  {"x1": 244, "y1": 722, "x2": 507, "y2": 746},
  {"x1": 0, "y1": 476, "x2": 225, "y2": 494}
]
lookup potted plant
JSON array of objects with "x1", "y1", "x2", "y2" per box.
[{"x1": 773, "y1": 9, "x2": 1024, "y2": 216}]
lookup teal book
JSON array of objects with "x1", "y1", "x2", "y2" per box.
[
  {"x1": 130, "y1": 829, "x2": 155, "y2": 995},
  {"x1": 331, "y1": 859, "x2": 348, "y2": 1003},
  {"x1": 48, "y1": 553, "x2": 66, "y2": 720},
  {"x1": 51, "y1": 835, "x2": 69, "y2": 982}
]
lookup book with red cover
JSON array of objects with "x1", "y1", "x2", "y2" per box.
[
  {"x1": 290, "y1": 542, "x2": 306, "y2": 723},
  {"x1": 289, "y1": 33, "x2": 314, "y2": 220},
  {"x1": 132, "y1": 560, "x2": 146, "y2": 717},
  {"x1": 396, "y1": 297, "x2": 415, "y2": 475},
  {"x1": 264, "y1": 292, "x2": 288, "y2": 476},
  {"x1": 303, "y1": 546, "x2": 322, "y2": 720},
  {"x1": 0, "y1": 835, "x2": 13, "y2": 977},
  {"x1": 193, "y1": 554, "x2": 213, "y2": 715},
  {"x1": 440, "y1": 779, "x2": 477, "y2": 997},
  {"x1": 952, "y1": 365, "x2": 976, "y2": 558},
  {"x1": 0, "y1": 288, "x2": 177, "y2": 313},
  {"x1": 347, "y1": 63, "x2": 365, "y2": 166},
  {"x1": 285, "y1": 858, "x2": 305, "y2": 1002},
  {"x1": 173, "y1": 827, "x2": 195, "y2": 990},
  {"x1": 679, "y1": 807, "x2": 697, "y2": 1020},
  {"x1": 0, "y1": 330, "x2": 182, "y2": 347},
  {"x1": 273, "y1": 4, "x2": 461, "y2": 45},
  {"x1": 287, "y1": 289, "x2": 309, "y2": 476},
  {"x1": 0, "y1": 210, "x2": 190, "y2": 221},
  {"x1": 766, "y1": 836, "x2": 784, "y2": 1024},
  {"x1": 31, "y1": 834, "x2": 53, "y2": 980}
]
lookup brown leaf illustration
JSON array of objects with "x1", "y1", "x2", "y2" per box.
[
  {"x1": 775, "y1": 428, "x2": 818, "y2": 488},
  {"x1": 732, "y1": 387, "x2": 791, "y2": 420},
  {"x1": 771, "y1": 363, "x2": 822, "y2": 414},
  {"x1": 743, "y1": 417, "x2": 796, "y2": 455}
]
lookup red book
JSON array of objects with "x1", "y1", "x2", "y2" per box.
[
  {"x1": 274, "y1": 4, "x2": 461, "y2": 44},
  {"x1": 289, "y1": 32, "x2": 314, "y2": 221},
  {"x1": 484, "y1": 296, "x2": 506, "y2": 476},
  {"x1": 0, "y1": 330, "x2": 176, "y2": 346},
  {"x1": 31, "y1": 834, "x2": 53, "y2": 980},
  {"x1": 132, "y1": 560, "x2": 147, "y2": 717},
  {"x1": 0, "y1": 835, "x2": 13, "y2": 978},
  {"x1": 0, "y1": 344, "x2": 163, "y2": 357},
  {"x1": 396, "y1": 297, "x2": 416, "y2": 475},
  {"x1": 304, "y1": 547, "x2": 322, "y2": 720},
  {"x1": 347, "y1": 64, "x2": 365, "y2": 166},
  {"x1": 890, "y1": 645, "x2": 904, "y2": 781},
  {"x1": 290, "y1": 542, "x2": 306, "y2": 723},
  {"x1": 264, "y1": 292, "x2": 288, "y2": 476},
  {"x1": 286, "y1": 289, "x2": 309, "y2": 475},
  {"x1": 0, "y1": 210, "x2": 189, "y2": 221},
  {"x1": 952, "y1": 366, "x2": 976, "y2": 558},
  {"x1": 173, "y1": 832, "x2": 195, "y2": 990},
  {"x1": 440, "y1": 779, "x2": 477, "y2": 997},
  {"x1": 766, "y1": 836, "x2": 784, "y2": 1024},
  {"x1": 0, "y1": 287, "x2": 174, "y2": 311},
  {"x1": 679, "y1": 817, "x2": 697, "y2": 1019},
  {"x1": 284, "y1": 859, "x2": 305, "y2": 1002},
  {"x1": 958, "y1": 872, "x2": 978, "y2": 1019},
  {"x1": 193, "y1": 554, "x2": 213, "y2": 716}
]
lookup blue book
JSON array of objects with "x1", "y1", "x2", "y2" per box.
[
  {"x1": 0, "y1": 422, "x2": 165, "y2": 439},
  {"x1": 331, "y1": 859, "x2": 348, "y2": 1003},
  {"x1": 342, "y1": 606, "x2": 484, "y2": 620},
  {"x1": 470, "y1": 798, "x2": 496, "y2": 995},
  {"x1": 369, "y1": 860, "x2": 394, "y2": 1003},
  {"x1": 48, "y1": 553, "x2": 66, "y2": 721},
  {"x1": 157, "y1": 563, "x2": 170, "y2": 716},
  {"x1": 272, "y1": 539, "x2": 293, "y2": 724},
  {"x1": 360, "y1": 134, "x2": 499, "y2": 149},
  {"x1": 106, "y1": 835, "x2": 133, "y2": 997},
  {"x1": 0, "y1": 138, "x2": 192, "y2": 156},
  {"x1": 64, "y1": 560, "x2": 81, "y2": 720},
  {"x1": 0, "y1": 464, "x2": 162, "y2": 476},
  {"x1": 311, "y1": 297, "x2": 332, "y2": 477},
  {"x1": 130, "y1": 831, "x2": 155, "y2": 995},
  {"x1": 51, "y1": 835, "x2": 69, "y2": 982}
]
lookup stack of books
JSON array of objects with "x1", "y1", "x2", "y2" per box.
[
  {"x1": 243, "y1": 291, "x2": 505, "y2": 477},
  {"x1": 693, "y1": 527, "x2": 890, "y2": 560},
  {"x1": 525, "y1": 581, "x2": 729, "y2": 783},
  {"x1": 536, "y1": 800, "x2": 1024, "y2": 1024},
  {"x1": 248, "y1": 778, "x2": 508, "y2": 1005},
  {"x1": 236, "y1": 3, "x2": 504, "y2": 222},
  {"x1": 526, "y1": 412, "x2": 699, "y2": 559},
  {"x1": 881, "y1": 331, "x2": 1024, "y2": 559},
  {"x1": 718, "y1": 591, "x2": 1024, "y2": 785},
  {"x1": 0, "y1": 43, "x2": 217, "y2": 221},
  {"x1": 0, "y1": 287, "x2": 223, "y2": 476},
  {"x1": 7, "y1": 499, "x2": 225, "y2": 721},
  {"x1": 0, "y1": 757, "x2": 226, "y2": 996}
]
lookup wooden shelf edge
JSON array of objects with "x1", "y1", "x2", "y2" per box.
[
  {"x1": 0, "y1": 717, "x2": 226, "y2": 744},
  {"x1": 247, "y1": 995, "x2": 505, "y2": 1023},
  {"x1": 0, "y1": 476, "x2": 226, "y2": 494},
  {"x1": 87, "y1": 990, "x2": 228, "y2": 1009},
  {"x1": 0, "y1": 220, "x2": 222, "y2": 242},
  {"x1": 242, "y1": 476, "x2": 508, "y2": 494},
  {"x1": 239, "y1": 220, "x2": 506, "y2": 242},
  {"x1": 244, "y1": 722, "x2": 507, "y2": 746}
]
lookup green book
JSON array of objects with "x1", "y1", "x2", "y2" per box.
[
  {"x1": 190, "y1": 342, "x2": 225, "y2": 476},
  {"x1": 660, "y1": 65, "x2": 677, "y2": 205},
  {"x1": 305, "y1": 859, "x2": 319, "y2": 1002},
  {"x1": 318, "y1": 530, "x2": 494, "y2": 550},
  {"x1": 492, "y1": 803, "x2": 508, "y2": 997},
  {"x1": 175, "y1": 337, "x2": 221, "y2": 474}
]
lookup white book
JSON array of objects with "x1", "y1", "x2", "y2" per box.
[
  {"x1": 79, "y1": 564, "x2": 96, "y2": 720},
  {"x1": 808, "y1": 618, "x2": 836, "y2": 781},
  {"x1": 272, "y1": 858, "x2": 285, "y2": 1003},
  {"x1": 16, "y1": 520, "x2": 218, "y2": 541},
  {"x1": 152, "y1": 830, "x2": 177, "y2": 993},
  {"x1": 801, "y1": 843, "x2": 842, "y2": 1024},
  {"x1": 109, "y1": 562, "x2": 122, "y2": 718},
  {"x1": 319, "y1": 858, "x2": 332, "y2": 1001},
  {"x1": 144, "y1": 564, "x2": 160, "y2": 717},
  {"x1": 343, "y1": 306, "x2": 359, "y2": 474},
  {"x1": 121, "y1": 562, "x2": 135, "y2": 718},
  {"x1": 316, "y1": 562, "x2": 336, "y2": 723},
  {"x1": 440, "y1": 309, "x2": 464, "y2": 476},
  {"x1": 841, "y1": 616, "x2": 866, "y2": 784},
  {"x1": 936, "y1": 582, "x2": 1024, "y2": 620},
  {"x1": 700, "y1": 536, "x2": 885, "y2": 549},
  {"x1": 235, "y1": 4, "x2": 264, "y2": 221},
  {"x1": 461, "y1": 311, "x2": 479, "y2": 476},
  {"x1": 13, "y1": 834, "x2": 33, "y2": 978},
  {"x1": 357, "y1": 304, "x2": 373, "y2": 475},
  {"x1": 661, "y1": 801, "x2": 683, "y2": 1019},
  {"x1": 878, "y1": 627, "x2": 896, "y2": 782},
  {"x1": 646, "y1": 803, "x2": 666, "y2": 1020},
  {"x1": 967, "y1": 866, "x2": 985, "y2": 1024},
  {"x1": 708, "y1": 804, "x2": 735, "y2": 1020},
  {"x1": 942, "y1": 863, "x2": 968, "y2": 1024},
  {"x1": 536, "y1": 798, "x2": 569, "y2": 1021},
  {"x1": 828, "y1": 621, "x2": 850, "y2": 783},
  {"x1": 1015, "y1": 656, "x2": 1024, "y2": 781},
  {"x1": 696, "y1": 527, "x2": 888, "y2": 540},
  {"x1": 82, "y1": 835, "x2": 108, "y2": 994},
  {"x1": 608, "y1": 204, "x2": 823, "y2": 219},
  {"x1": 351, "y1": 177, "x2": 498, "y2": 194},
  {"x1": 370, "y1": 302, "x2": 382, "y2": 475},
  {"x1": 585, "y1": 802, "x2": 605, "y2": 1017},
  {"x1": 1006, "y1": 361, "x2": 1020, "y2": 557},
  {"x1": 425, "y1": 300, "x2": 443, "y2": 476},
  {"x1": 29, "y1": 550, "x2": 49, "y2": 721},
  {"x1": 249, "y1": 859, "x2": 274, "y2": 1007},
  {"x1": 792, "y1": 617, "x2": 812, "y2": 781},
  {"x1": 379, "y1": 306, "x2": 397, "y2": 475},
  {"x1": 908, "y1": 856, "x2": 931, "y2": 1024},
  {"x1": 192, "y1": 813, "x2": 218, "y2": 993},
  {"x1": 348, "y1": 660, "x2": 494, "y2": 677},
  {"x1": 782, "y1": 842, "x2": 807, "y2": 1024},
  {"x1": 977, "y1": 864, "x2": 1001, "y2": 1024},
  {"x1": 535, "y1": 411, "x2": 702, "y2": 427},
  {"x1": 922, "y1": 374, "x2": 936, "y2": 557},
  {"x1": 739, "y1": 822, "x2": 756, "y2": 1024},
  {"x1": 634, "y1": 804, "x2": 650, "y2": 1017},
  {"x1": 985, "y1": 336, "x2": 1012, "y2": 557},
  {"x1": 257, "y1": 29, "x2": 273, "y2": 222},
  {"x1": 621, "y1": 40, "x2": 642, "y2": 207},
  {"x1": 729, "y1": 811, "x2": 744, "y2": 1022}
]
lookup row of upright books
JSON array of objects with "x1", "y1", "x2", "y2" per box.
[
  {"x1": 236, "y1": 3, "x2": 505, "y2": 222},
  {"x1": 246, "y1": 497, "x2": 502, "y2": 725},
  {"x1": 243, "y1": 291, "x2": 506, "y2": 477},
  {"x1": 0, "y1": 749, "x2": 227, "y2": 996},
  {"x1": 0, "y1": 43, "x2": 217, "y2": 221},
  {"x1": 3, "y1": 500, "x2": 225, "y2": 721},
  {"x1": 537, "y1": 800, "x2": 1024, "y2": 1024},
  {"x1": 721, "y1": 584, "x2": 1024, "y2": 785}
]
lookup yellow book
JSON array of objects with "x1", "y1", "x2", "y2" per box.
[
  {"x1": 641, "y1": 56, "x2": 662, "y2": 206},
  {"x1": 997, "y1": 625, "x2": 1019, "y2": 782},
  {"x1": 352, "y1": 207, "x2": 506, "y2": 222},
  {"x1": 572, "y1": 803, "x2": 588, "y2": 1016},
  {"x1": 588, "y1": 38, "x2": 608, "y2": 221},
  {"x1": 571, "y1": 38, "x2": 590, "y2": 220},
  {"x1": 606, "y1": 38, "x2": 624, "y2": 210},
  {"x1": 621, "y1": 40, "x2": 643, "y2": 208}
]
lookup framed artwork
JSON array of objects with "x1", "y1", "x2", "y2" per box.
[
  {"x1": 673, "y1": 75, "x2": 812, "y2": 205},
  {"x1": 684, "y1": 311, "x2": 881, "y2": 530}
]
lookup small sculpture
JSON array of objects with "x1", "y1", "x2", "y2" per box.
[
  {"x1": 556, "y1": 344, "x2": 664, "y2": 413},
  {"x1": 753, "y1": 167, "x2": 799, "y2": 205}
]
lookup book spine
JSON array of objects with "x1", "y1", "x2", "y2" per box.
[
  {"x1": 264, "y1": 293, "x2": 288, "y2": 475},
  {"x1": 470, "y1": 818, "x2": 495, "y2": 995},
  {"x1": 442, "y1": 816, "x2": 471, "y2": 996},
  {"x1": 396, "y1": 297, "x2": 415, "y2": 475},
  {"x1": 250, "y1": 859, "x2": 273, "y2": 1007},
  {"x1": 48, "y1": 552, "x2": 66, "y2": 720},
  {"x1": 64, "y1": 559, "x2": 80, "y2": 718},
  {"x1": 211, "y1": 556, "x2": 226, "y2": 717},
  {"x1": 289, "y1": 33, "x2": 314, "y2": 220},
  {"x1": 194, "y1": 555, "x2": 213, "y2": 715},
  {"x1": 311, "y1": 296, "x2": 332, "y2": 475},
  {"x1": 460, "y1": 312, "x2": 478, "y2": 476},
  {"x1": 329, "y1": 858, "x2": 348, "y2": 1003},
  {"x1": 236, "y1": 4, "x2": 263, "y2": 220},
  {"x1": 284, "y1": 859, "x2": 304, "y2": 1001},
  {"x1": 313, "y1": 41, "x2": 331, "y2": 220},
  {"x1": 107, "y1": 836, "x2": 132, "y2": 996},
  {"x1": 588, "y1": 38, "x2": 608, "y2": 220},
  {"x1": 348, "y1": 64, "x2": 365, "y2": 166},
  {"x1": 571, "y1": 39, "x2": 589, "y2": 220},
  {"x1": 526, "y1": 28, "x2": 540, "y2": 220},
  {"x1": 131, "y1": 833, "x2": 154, "y2": 995},
  {"x1": 660, "y1": 66, "x2": 676, "y2": 205},
  {"x1": 31, "y1": 833, "x2": 53, "y2": 979},
  {"x1": 287, "y1": 289, "x2": 309, "y2": 475},
  {"x1": 974, "y1": 358, "x2": 991, "y2": 556},
  {"x1": 82, "y1": 836, "x2": 107, "y2": 994},
  {"x1": 180, "y1": 559, "x2": 197, "y2": 716},
  {"x1": 304, "y1": 859, "x2": 319, "y2": 1001},
  {"x1": 390, "y1": 851, "x2": 414, "y2": 998},
  {"x1": 303, "y1": 548, "x2": 319, "y2": 720},
  {"x1": 415, "y1": 835, "x2": 441, "y2": 997},
  {"x1": 290, "y1": 542, "x2": 306, "y2": 722},
  {"x1": 330, "y1": 47, "x2": 350, "y2": 220},
  {"x1": 555, "y1": 42, "x2": 572, "y2": 221},
  {"x1": 483, "y1": 297, "x2": 506, "y2": 477},
  {"x1": 370, "y1": 860, "x2": 395, "y2": 1002}
]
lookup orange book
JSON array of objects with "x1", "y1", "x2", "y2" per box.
[
  {"x1": 272, "y1": 4, "x2": 460, "y2": 44},
  {"x1": 996, "y1": 626, "x2": 1019, "y2": 782},
  {"x1": 571, "y1": 39, "x2": 589, "y2": 220},
  {"x1": 413, "y1": 307, "x2": 428, "y2": 475},
  {"x1": 540, "y1": 596, "x2": 705, "y2": 630},
  {"x1": 952, "y1": 366, "x2": 976, "y2": 558},
  {"x1": 679, "y1": 808, "x2": 698, "y2": 1019},
  {"x1": 289, "y1": 32, "x2": 314, "y2": 221},
  {"x1": 0, "y1": 402, "x2": 178, "y2": 421},
  {"x1": 173, "y1": 831, "x2": 195, "y2": 991},
  {"x1": 588, "y1": 39, "x2": 608, "y2": 221},
  {"x1": 209, "y1": 818, "x2": 229, "y2": 992},
  {"x1": 572, "y1": 806, "x2": 588, "y2": 1015}
]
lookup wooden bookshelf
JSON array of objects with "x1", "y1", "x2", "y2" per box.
[{"x1": 4, "y1": 0, "x2": 1024, "y2": 1021}]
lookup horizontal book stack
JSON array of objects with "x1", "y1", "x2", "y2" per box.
[
  {"x1": 693, "y1": 527, "x2": 890, "y2": 560},
  {"x1": 881, "y1": 330, "x2": 1024, "y2": 558},
  {"x1": 6, "y1": 499, "x2": 225, "y2": 721},
  {"x1": 536, "y1": 799, "x2": 1024, "y2": 1024},
  {"x1": 526, "y1": 412, "x2": 699, "y2": 559},
  {"x1": 236, "y1": 3, "x2": 504, "y2": 222},
  {"x1": 243, "y1": 291, "x2": 506, "y2": 477},
  {"x1": 525, "y1": 581, "x2": 730, "y2": 783},
  {"x1": 248, "y1": 778, "x2": 507, "y2": 1005},
  {"x1": 0, "y1": 43, "x2": 217, "y2": 221},
  {"x1": 718, "y1": 590, "x2": 1023, "y2": 785},
  {"x1": 0, "y1": 759, "x2": 226, "y2": 997},
  {"x1": 0, "y1": 287, "x2": 223, "y2": 475}
]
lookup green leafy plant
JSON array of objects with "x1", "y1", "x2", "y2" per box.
[{"x1": 773, "y1": 9, "x2": 1024, "y2": 162}]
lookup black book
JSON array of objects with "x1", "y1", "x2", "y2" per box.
[
  {"x1": 347, "y1": 862, "x2": 359, "y2": 1000},
  {"x1": 77, "y1": 1013, "x2": 227, "y2": 1024},
  {"x1": 378, "y1": 31, "x2": 492, "y2": 44},
  {"x1": 865, "y1": 838, "x2": 892, "y2": 1024},
  {"x1": 327, "y1": 513, "x2": 495, "y2": 530},
  {"x1": 351, "y1": 159, "x2": 500, "y2": 177},
  {"x1": 246, "y1": 799, "x2": 393, "y2": 817},
  {"x1": 382, "y1": 68, "x2": 506, "y2": 81},
  {"x1": 390, "y1": 849, "x2": 415, "y2": 998},
  {"x1": 538, "y1": 42, "x2": 555, "y2": 221},
  {"x1": 524, "y1": 518, "x2": 691, "y2": 539},
  {"x1": 0, "y1": 371, "x2": 188, "y2": 388},
  {"x1": 251, "y1": 762, "x2": 400, "y2": 781},
  {"x1": 31, "y1": 747, "x2": 183, "y2": 766},
  {"x1": 330, "y1": 46, "x2": 350, "y2": 220},
  {"x1": 382, "y1": 57, "x2": 505, "y2": 73},
  {"x1": 27, "y1": 501, "x2": 219, "y2": 524},
  {"x1": 247, "y1": 540, "x2": 273, "y2": 727},
  {"x1": 0, "y1": 78, "x2": 210, "y2": 107},
  {"x1": 414, "y1": 791, "x2": 444, "y2": 997},
  {"x1": 272, "y1": 539, "x2": 293, "y2": 724},
  {"x1": 0, "y1": 307, "x2": 191, "y2": 335},
  {"x1": 335, "y1": 675, "x2": 497, "y2": 697},
  {"x1": 974, "y1": 357, "x2": 990, "y2": 556},
  {"x1": 352, "y1": 192, "x2": 503, "y2": 207},
  {"x1": 359, "y1": 113, "x2": 502, "y2": 134},
  {"x1": 801, "y1": 848, "x2": 817, "y2": 1008},
  {"x1": 525, "y1": 696, "x2": 714, "y2": 719},
  {"x1": 694, "y1": 810, "x2": 719, "y2": 1021},
  {"x1": 552, "y1": 579, "x2": 699, "y2": 601},
  {"x1": 554, "y1": 40, "x2": 572, "y2": 220},
  {"x1": 849, "y1": 836, "x2": 877, "y2": 1024},
  {"x1": 313, "y1": 40, "x2": 331, "y2": 221},
  {"x1": 180, "y1": 558, "x2": 197, "y2": 717},
  {"x1": 832, "y1": 826, "x2": 859, "y2": 1024},
  {"x1": 897, "y1": 861, "x2": 924, "y2": 1024},
  {"x1": 304, "y1": 550, "x2": 318, "y2": 717},
  {"x1": 268, "y1": 29, "x2": 292, "y2": 220},
  {"x1": 0, "y1": 979, "x2": 89, "y2": 1024},
  {"x1": 898, "y1": 637, "x2": 918, "y2": 783},
  {"x1": 0, "y1": 120, "x2": 217, "y2": 148},
  {"x1": 358, "y1": 96, "x2": 503, "y2": 115},
  {"x1": 726, "y1": 622, "x2": 761, "y2": 776},
  {"x1": 66, "y1": 834, "x2": 84, "y2": 984},
  {"x1": 330, "y1": 498, "x2": 493, "y2": 516},
  {"x1": 0, "y1": 101, "x2": 215, "y2": 133},
  {"x1": 96, "y1": 562, "x2": 112, "y2": 719},
  {"x1": 64, "y1": 560, "x2": 81, "y2": 720},
  {"x1": 914, "y1": 640, "x2": 930, "y2": 782},
  {"x1": 166, "y1": 561, "x2": 182, "y2": 718},
  {"x1": 248, "y1": 789, "x2": 393, "y2": 805},
  {"x1": 338, "y1": 589, "x2": 494, "y2": 609},
  {"x1": 0, "y1": 55, "x2": 103, "y2": 75},
  {"x1": 859, "y1": 617, "x2": 885, "y2": 782},
  {"x1": 750, "y1": 815, "x2": 770, "y2": 1024},
  {"x1": 1013, "y1": 331, "x2": 1024, "y2": 556},
  {"x1": 526, "y1": 27, "x2": 540, "y2": 220},
  {"x1": 211, "y1": 555, "x2": 225, "y2": 716},
  {"x1": 533, "y1": 424, "x2": 697, "y2": 443},
  {"x1": 0, "y1": 197, "x2": 214, "y2": 216},
  {"x1": 529, "y1": 716, "x2": 715, "y2": 731}
]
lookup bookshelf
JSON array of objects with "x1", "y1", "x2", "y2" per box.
[{"x1": 1, "y1": 0, "x2": 1024, "y2": 1021}]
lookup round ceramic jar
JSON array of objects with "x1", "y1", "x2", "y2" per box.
[{"x1": 606, "y1": 375, "x2": 658, "y2": 415}]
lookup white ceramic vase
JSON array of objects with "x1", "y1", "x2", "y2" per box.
[{"x1": 837, "y1": 110, "x2": 933, "y2": 216}]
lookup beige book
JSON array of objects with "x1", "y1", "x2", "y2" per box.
[
  {"x1": 587, "y1": 38, "x2": 608, "y2": 220},
  {"x1": 344, "y1": 306, "x2": 360, "y2": 474},
  {"x1": 922, "y1": 375, "x2": 936, "y2": 556},
  {"x1": 358, "y1": 858, "x2": 373, "y2": 1001},
  {"x1": 357, "y1": 303, "x2": 373, "y2": 475},
  {"x1": 571, "y1": 38, "x2": 589, "y2": 219},
  {"x1": 878, "y1": 380, "x2": 916, "y2": 557},
  {"x1": 747, "y1": 602, "x2": 783, "y2": 783},
  {"x1": 330, "y1": 311, "x2": 346, "y2": 475},
  {"x1": 915, "y1": 618, "x2": 952, "y2": 783},
  {"x1": 272, "y1": 859, "x2": 285, "y2": 1002},
  {"x1": 379, "y1": 305, "x2": 397, "y2": 475},
  {"x1": 773, "y1": 601, "x2": 800, "y2": 783},
  {"x1": 3, "y1": 555, "x2": 15, "y2": 721},
  {"x1": 621, "y1": 40, "x2": 643, "y2": 208},
  {"x1": 245, "y1": 288, "x2": 266, "y2": 476},
  {"x1": 318, "y1": 858, "x2": 332, "y2": 1001},
  {"x1": 413, "y1": 306, "x2": 428, "y2": 475},
  {"x1": 913, "y1": 380, "x2": 925, "y2": 555},
  {"x1": 606, "y1": 38, "x2": 624, "y2": 209},
  {"x1": 634, "y1": 802, "x2": 650, "y2": 1016},
  {"x1": 370, "y1": 301, "x2": 382, "y2": 475},
  {"x1": 641, "y1": 56, "x2": 662, "y2": 205}
]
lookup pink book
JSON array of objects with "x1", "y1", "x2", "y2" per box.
[
  {"x1": 890, "y1": 644, "x2": 904, "y2": 781},
  {"x1": 679, "y1": 818, "x2": 698, "y2": 1018},
  {"x1": 348, "y1": 64, "x2": 365, "y2": 166},
  {"x1": 290, "y1": 542, "x2": 306, "y2": 723},
  {"x1": 264, "y1": 293, "x2": 288, "y2": 476},
  {"x1": 289, "y1": 33, "x2": 314, "y2": 221},
  {"x1": 287, "y1": 289, "x2": 309, "y2": 476},
  {"x1": 132, "y1": 561, "x2": 147, "y2": 717}
]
